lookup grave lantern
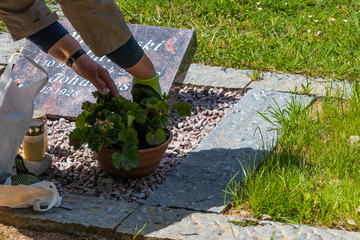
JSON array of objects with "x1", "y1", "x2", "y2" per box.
[
  {"x1": 32, "y1": 110, "x2": 49, "y2": 152},
  {"x1": 22, "y1": 119, "x2": 45, "y2": 161}
]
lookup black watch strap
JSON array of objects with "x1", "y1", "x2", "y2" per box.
[{"x1": 66, "y1": 49, "x2": 86, "y2": 67}]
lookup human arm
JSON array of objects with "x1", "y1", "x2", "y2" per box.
[
  {"x1": 47, "y1": 34, "x2": 119, "y2": 97},
  {"x1": 0, "y1": 1, "x2": 119, "y2": 97}
]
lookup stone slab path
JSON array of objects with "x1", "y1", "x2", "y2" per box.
[
  {"x1": 144, "y1": 89, "x2": 312, "y2": 214},
  {"x1": 0, "y1": 194, "x2": 138, "y2": 239},
  {"x1": 1, "y1": 34, "x2": 360, "y2": 239},
  {"x1": 0, "y1": 32, "x2": 25, "y2": 67},
  {"x1": 182, "y1": 64, "x2": 353, "y2": 98}
]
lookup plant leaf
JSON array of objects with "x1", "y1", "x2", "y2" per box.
[
  {"x1": 69, "y1": 128, "x2": 83, "y2": 150},
  {"x1": 153, "y1": 100, "x2": 169, "y2": 111},
  {"x1": 118, "y1": 128, "x2": 139, "y2": 144},
  {"x1": 111, "y1": 152, "x2": 123, "y2": 169},
  {"x1": 127, "y1": 114, "x2": 135, "y2": 127},
  {"x1": 141, "y1": 97, "x2": 159, "y2": 107},
  {"x1": 81, "y1": 101, "x2": 93, "y2": 111},
  {"x1": 145, "y1": 128, "x2": 166, "y2": 146},
  {"x1": 75, "y1": 111, "x2": 89, "y2": 128},
  {"x1": 173, "y1": 102, "x2": 192, "y2": 116},
  {"x1": 135, "y1": 109, "x2": 147, "y2": 124},
  {"x1": 111, "y1": 143, "x2": 139, "y2": 170}
]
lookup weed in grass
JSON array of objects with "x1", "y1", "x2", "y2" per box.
[
  {"x1": 247, "y1": 69, "x2": 263, "y2": 82},
  {"x1": 131, "y1": 222, "x2": 147, "y2": 240},
  {"x1": 224, "y1": 154, "x2": 259, "y2": 212},
  {"x1": 229, "y1": 219, "x2": 260, "y2": 227},
  {"x1": 270, "y1": 231, "x2": 277, "y2": 240},
  {"x1": 224, "y1": 171, "x2": 242, "y2": 210},
  {"x1": 293, "y1": 77, "x2": 314, "y2": 96}
]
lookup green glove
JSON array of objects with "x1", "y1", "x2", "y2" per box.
[
  {"x1": 131, "y1": 73, "x2": 162, "y2": 104},
  {"x1": 11, "y1": 173, "x2": 40, "y2": 186}
]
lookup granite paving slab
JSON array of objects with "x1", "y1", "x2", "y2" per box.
[
  {"x1": 182, "y1": 64, "x2": 353, "y2": 99},
  {"x1": 145, "y1": 89, "x2": 313, "y2": 213},
  {"x1": 117, "y1": 205, "x2": 239, "y2": 240},
  {"x1": 118, "y1": 206, "x2": 360, "y2": 240},
  {"x1": 0, "y1": 193, "x2": 139, "y2": 238},
  {"x1": 249, "y1": 71, "x2": 353, "y2": 98},
  {"x1": 226, "y1": 218, "x2": 360, "y2": 240},
  {"x1": 178, "y1": 63, "x2": 252, "y2": 89},
  {"x1": 0, "y1": 32, "x2": 26, "y2": 66}
]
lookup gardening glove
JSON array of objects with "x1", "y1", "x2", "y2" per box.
[
  {"x1": 9, "y1": 155, "x2": 40, "y2": 186},
  {"x1": 131, "y1": 73, "x2": 162, "y2": 104}
]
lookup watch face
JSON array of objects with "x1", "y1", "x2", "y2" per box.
[
  {"x1": 66, "y1": 49, "x2": 86, "y2": 67},
  {"x1": 66, "y1": 57, "x2": 74, "y2": 67}
]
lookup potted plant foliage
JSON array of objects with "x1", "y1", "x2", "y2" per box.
[{"x1": 69, "y1": 91, "x2": 191, "y2": 178}]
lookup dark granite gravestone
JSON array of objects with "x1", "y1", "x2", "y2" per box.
[{"x1": 12, "y1": 17, "x2": 197, "y2": 119}]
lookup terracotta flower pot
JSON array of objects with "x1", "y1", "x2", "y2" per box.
[{"x1": 96, "y1": 129, "x2": 173, "y2": 178}]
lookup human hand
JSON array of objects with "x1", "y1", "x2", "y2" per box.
[{"x1": 72, "y1": 55, "x2": 119, "y2": 97}]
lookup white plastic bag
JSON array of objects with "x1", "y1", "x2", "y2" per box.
[
  {"x1": 0, "y1": 54, "x2": 48, "y2": 179},
  {"x1": 0, "y1": 54, "x2": 62, "y2": 211},
  {"x1": 0, "y1": 181, "x2": 62, "y2": 211}
]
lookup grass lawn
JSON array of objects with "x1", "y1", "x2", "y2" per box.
[
  {"x1": 117, "y1": 0, "x2": 360, "y2": 81},
  {"x1": 1, "y1": 1, "x2": 360, "y2": 80}
]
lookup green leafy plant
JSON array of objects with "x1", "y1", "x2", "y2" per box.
[{"x1": 69, "y1": 91, "x2": 191, "y2": 171}]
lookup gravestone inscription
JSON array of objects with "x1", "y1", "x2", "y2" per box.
[{"x1": 12, "y1": 17, "x2": 197, "y2": 119}]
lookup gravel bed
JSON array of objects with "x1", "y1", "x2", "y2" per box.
[{"x1": 36, "y1": 86, "x2": 242, "y2": 204}]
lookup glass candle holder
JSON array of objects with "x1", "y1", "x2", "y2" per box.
[
  {"x1": 32, "y1": 110, "x2": 48, "y2": 152},
  {"x1": 23, "y1": 119, "x2": 45, "y2": 161}
]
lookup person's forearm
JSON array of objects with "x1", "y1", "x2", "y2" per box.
[
  {"x1": 47, "y1": 33, "x2": 119, "y2": 97},
  {"x1": 27, "y1": 22, "x2": 119, "y2": 97},
  {"x1": 48, "y1": 34, "x2": 82, "y2": 63}
]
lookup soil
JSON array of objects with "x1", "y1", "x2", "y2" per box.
[{"x1": 0, "y1": 223, "x2": 108, "y2": 240}]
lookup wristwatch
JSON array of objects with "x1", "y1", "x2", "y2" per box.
[{"x1": 66, "y1": 49, "x2": 86, "y2": 67}]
